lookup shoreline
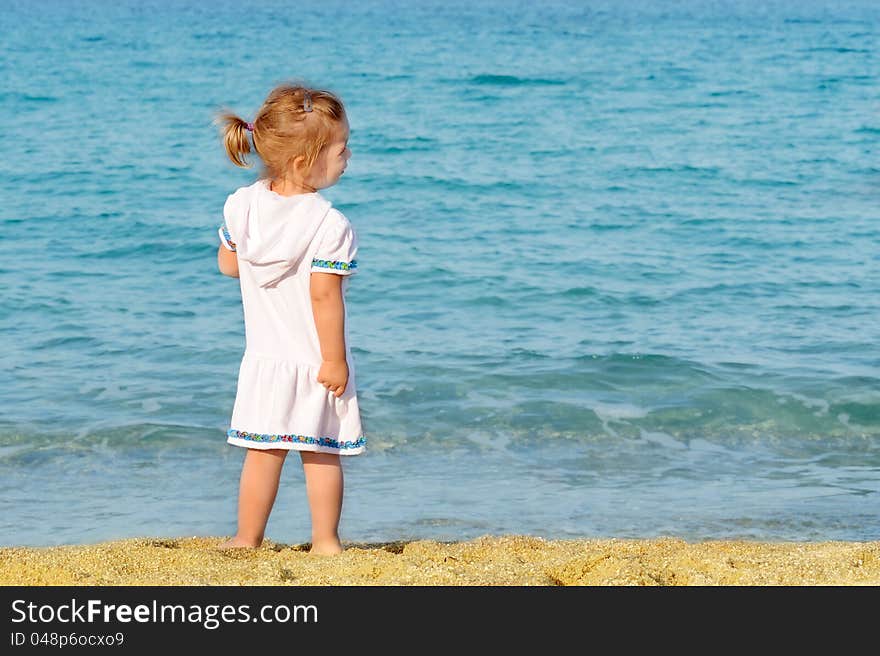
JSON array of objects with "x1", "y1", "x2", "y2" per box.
[{"x1": 1, "y1": 535, "x2": 879, "y2": 585}]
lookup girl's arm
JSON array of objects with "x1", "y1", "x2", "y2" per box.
[
  {"x1": 217, "y1": 245, "x2": 239, "y2": 277},
  {"x1": 310, "y1": 272, "x2": 348, "y2": 396},
  {"x1": 310, "y1": 273, "x2": 346, "y2": 361}
]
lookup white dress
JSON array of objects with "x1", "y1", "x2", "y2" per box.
[{"x1": 218, "y1": 178, "x2": 365, "y2": 455}]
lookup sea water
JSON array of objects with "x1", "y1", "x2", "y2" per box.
[{"x1": 1, "y1": 0, "x2": 878, "y2": 546}]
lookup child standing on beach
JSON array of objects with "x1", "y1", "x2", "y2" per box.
[{"x1": 213, "y1": 83, "x2": 364, "y2": 555}]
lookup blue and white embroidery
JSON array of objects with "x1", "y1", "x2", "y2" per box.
[
  {"x1": 218, "y1": 225, "x2": 236, "y2": 252},
  {"x1": 311, "y1": 258, "x2": 358, "y2": 272},
  {"x1": 228, "y1": 429, "x2": 365, "y2": 450}
]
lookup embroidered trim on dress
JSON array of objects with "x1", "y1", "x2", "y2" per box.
[
  {"x1": 219, "y1": 225, "x2": 237, "y2": 252},
  {"x1": 227, "y1": 429, "x2": 365, "y2": 450},
  {"x1": 311, "y1": 258, "x2": 358, "y2": 272}
]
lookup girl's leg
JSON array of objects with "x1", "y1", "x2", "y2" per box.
[
  {"x1": 219, "y1": 447, "x2": 288, "y2": 549},
  {"x1": 300, "y1": 451, "x2": 344, "y2": 554}
]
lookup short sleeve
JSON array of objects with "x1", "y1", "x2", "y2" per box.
[
  {"x1": 218, "y1": 224, "x2": 236, "y2": 251},
  {"x1": 310, "y1": 211, "x2": 359, "y2": 276},
  {"x1": 218, "y1": 188, "x2": 247, "y2": 252}
]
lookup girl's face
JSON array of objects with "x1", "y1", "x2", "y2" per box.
[{"x1": 306, "y1": 119, "x2": 351, "y2": 191}]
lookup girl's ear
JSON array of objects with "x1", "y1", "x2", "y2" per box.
[{"x1": 289, "y1": 154, "x2": 307, "y2": 177}]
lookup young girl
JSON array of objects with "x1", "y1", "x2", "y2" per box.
[{"x1": 213, "y1": 83, "x2": 363, "y2": 555}]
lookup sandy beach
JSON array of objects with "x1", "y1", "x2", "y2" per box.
[{"x1": 1, "y1": 535, "x2": 878, "y2": 586}]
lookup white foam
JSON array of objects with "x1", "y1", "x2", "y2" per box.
[
  {"x1": 141, "y1": 399, "x2": 161, "y2": 412},
  {"x1": 639, "y1": 429, "x2": 688, "y2": 450},
  {"x1": 786, "y1": 392, "x2": 830, "y2": 416},
  {"x1": 590, "y1": 401, "x2": 650, "y2": 421},
  {"x1": 590, "y1": 401, "x2": 650, "y2": 438}
]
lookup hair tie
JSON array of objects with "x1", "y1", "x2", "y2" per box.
[
  {"x1": 302, "y1": 91, "x2": 313, "y2": 113},
  {"x1": 245, "y1": 122, "x2": 254, "y2": 132}
]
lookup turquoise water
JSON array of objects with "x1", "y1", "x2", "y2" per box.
[{"x1": 1, "y1": 0, "x2": 878, "y2": 546}]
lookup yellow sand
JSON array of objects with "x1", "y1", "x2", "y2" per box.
[{"x1": 1, "y1": 535, "x2": 879, "y2": 585}]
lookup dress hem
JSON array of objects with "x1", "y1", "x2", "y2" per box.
[{"x1": 226, "y1": 436, "x2": 365, "y2": 455}]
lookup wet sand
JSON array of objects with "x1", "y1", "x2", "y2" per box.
[{"x1": 1, "y1": 535, "x2": 878, "y2": 585}]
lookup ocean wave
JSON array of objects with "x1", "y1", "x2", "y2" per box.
[{"x1": 467, "y1": 74, "x2": 566, "y2": 86}]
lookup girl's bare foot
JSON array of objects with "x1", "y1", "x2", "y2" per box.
[
  {"x1": 217, "y1": 536, "x2": 261, "y2": 550},
  {"x1": 309, "y1": 539, "x2": 343, "y2": 555}
]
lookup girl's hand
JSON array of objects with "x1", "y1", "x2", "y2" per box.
[{"x1": 317, "y1": 359, "x2": 348, "y2": 398}]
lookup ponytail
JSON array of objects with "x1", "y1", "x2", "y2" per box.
[{"x1": 214, "y1": 110, "x2": 253, "y2": 168}]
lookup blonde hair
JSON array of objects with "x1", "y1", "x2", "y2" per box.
[{"x1": 214, "y1": 81, "x2": 347, "y2": 181}]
